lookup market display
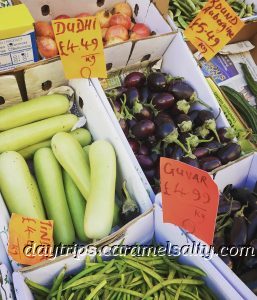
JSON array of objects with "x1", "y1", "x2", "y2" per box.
[
  {"x1": 1, "y1": 0, "x2": 257, "y2": 299},
  {"x1": 106, "y1": 70, "x2": 241, "y2": 192},
  {"x1": 25, "y1": 253, "x2": 216, "y2": 299},
  {"x1": 35, "y1": 2, "x2": 151, "y2": 59},
  {"x1": 168, "y1": 0, "x2": 256, "y2": 30}
]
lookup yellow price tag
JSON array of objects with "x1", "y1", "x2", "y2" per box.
[
  {"x1": 184, "y1": 0, "x2": 245, "y2": 61},
  {"x1": 52, "y1": 17, "x2": 107, "y2": 79}
]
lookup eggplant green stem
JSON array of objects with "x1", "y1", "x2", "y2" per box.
[{"x1": 190, "y1": 92, "x2": 212, "y2": 110}]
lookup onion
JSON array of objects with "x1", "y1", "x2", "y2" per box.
[
  {"x1": 105, "y1": 37, "x2": 125, "y2": 46},
  {"x1": 75, "y1": 12, "x2": 91, "y2": 17},
  {"x1": 130, "y1": 23, "x2": 151, "y2": 40}
]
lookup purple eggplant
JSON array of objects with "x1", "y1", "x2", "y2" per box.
[
  {"x1": 119, "y1": 119, "x2": 129, "y2": 136},
  {"x1": 124, "y1": 72, "x2": 146, "y2": 88},
  {"x1": 125, "y1": 87, "x2": 144, "y2": 115},
  {"x1": 145, "y1": 135, "x2": 159, "y2": 148},
  {"x1": 240, "y1": 269, "x2": 257, "y2": 295},
  {"x1": 195, "y1": 110, "x2": 220, "y2": 142},
  {"x1": 120, "y1": 182, "x2": 140, "y2": 225},
  {"x1": 250, "y1": 239, "x2": 257, "y2": 252},
  {"x1": 181, "y1": 157, "x2": 200, "y2": 168},
  {"x1": 213, "y1": 231, "x2": 225, "y2": 253},
  {"x1": 203, "y1": 140, "x2": 223, "y2": 153},
  {"x1": 185, "y1": 134, "x2": 214, "y2": 155},
  {"x1": 154, "y1": 112, "x2": 173, "y2": 126},
  {"x1": 199, "y1": 156, "x2": 222, "y2": 172},
  {"x1": 167, "y1": 80, "x2": 211, "y2": 109},
  {"x1": 218, "y1": 127, "x2": 236, "y2": 143},
  {"x1": 139, "y1": 86, "x2": 151, "y2": 104},
  {"x1": 144, "y1": 168, "x2": 156, "y2": 183},
  {"x1": 193, "y1": 147, "x2": 209, "y2": 159},
  {"x1": 217, "y1": 143, "x2": 241, "y2": 165},
  {"x1": 169, "y1": 145, "x2": 185, "y2": 161},
  {"x1": 138, "y1": 144, "x2": 150, "y2": 156},
  {"x1": 230, "y1": 206, "x2": 247, "y2": 246},
  {"x1": 247, "y1": 211, "x2": 257, "y2": 243},
  {"x1": 131, "y1": 120, "x2": 155, "y2": 140},
  {"x1": 170, "y1": 99, "x2": 191, "y2": 115},
  {"x1": 188, "y1": 110, "x2": 200, "y2": 124},
  {"x1": 134, "y1": 106, "x2": 153, "y2": 121},
  {"x1": 195, "y1": 126, "x2": 211, "y2": 139},
  {"x1": 175, "y1": 114, "x2": 193, "y2": 133},
  {"x1": 156, "y1": 120, "x2": 176, "y2": 140},
  {"x1": 152, "y1": 93, "x2": 175, "y2": 111},
  {"x1": 243, "y1": 256, "x2": 257, "y2": 270},
  {"x1": 147, "y1": 72, "x2": 167, "y2": 92},
  {"x1": 136, "y1": 155, "x2": 154, "y2": 170},
  {"x1": 218, "y1": 199, "x2": 241, "y2": 214},
  {"x1": 128, "y1": 119, "x2": 137, "y2": 129},
  {"x1": 128, "y1": 138, "x2": 139, "y2": 154},
  {"x1": 106, "y1": 86, "x2": 127, "y2": 98},
  {"x1": 150, "y1": 152, "x2": 160, "y2": 165}
]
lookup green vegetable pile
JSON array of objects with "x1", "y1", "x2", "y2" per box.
[
  {"x1": 25, "y1": 253, "x2": 216, "y2": 299},
  {"x1": 168, "y1": 0, "x2": 255, "y2": 30}
]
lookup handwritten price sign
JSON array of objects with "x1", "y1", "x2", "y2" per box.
[
  {"x1": 184, "y1": 0, "x2": 244, "y2": 61},
  {"x1": 160, "y1": 158, "x2": 219, "y2": 245},
  {"x1": 8, "y1": 213, "x2": 53, "y2": 265},
  {"x1": 52, "y1": 17, "x2": 107, "y2": 79}
]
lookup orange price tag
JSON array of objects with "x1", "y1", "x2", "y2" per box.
[
  {"x1": 184, "y1": 0, "x2": 244, "y2": 61},
  {"x1": 52, "y1": 17, "x2": 107, "y2": 79},
  {"x1": 160, "y1": 158, "x2": 219, "y2": 245},
  {"x1": 8, "y1": 213, "x2": 53, "y2": 265}
]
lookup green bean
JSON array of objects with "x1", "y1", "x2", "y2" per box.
[
  {"x1": 143, "y1": 279, "x2": 204, "y2": 298},
  {"x1": 173, "y1": 2, "x2": 191, "y2": 17},
  {"x1": 185, "y1": 0, "x2": 196, "y2": 11},
  {"x1": 239, "y1": 7, "x2": 245, "y2": 17},
  {"x1": 56, "y1": 283, "x2": 63, "y2": 300},
  {"x1": 67, "y1": 292, "x2": 74, "y2": 300},
  {"x1": 141, "y1": 271, "x2": 153, "y2": 289},
  {"x1": 175, "y1": 9, "x2": 181, "y2": 17},
  {"x1": 25, "y1": 278, "x2": 50, "y2": 296},
  {"x1": 77, "y1": 289, "x2": 86, "y2": 300},
  {"x1": 177, "y1": 16, "x2": 189, "y2": 29},
  {"x1": 85, "y1": 280, "x2": 107, "y2": 300},
  {"x1": 168, "y1": 268, "x2": 176, "y2": 280},
  {"x1": 98, "y1": 259, "x2": 115, "y2": 274},
  {"x1": 48, "y1": 266, "x2": 66, "y2": 298},
  {"x1": 105, "y1": 287, "x2": 144, "y2": 298},
  {"x1": 174, "y1": 285, "x2": 182, "y2": 300}
]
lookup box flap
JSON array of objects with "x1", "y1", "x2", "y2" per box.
[{"x1": 0, "y1": 4, "x2": 34, "y2": 39}]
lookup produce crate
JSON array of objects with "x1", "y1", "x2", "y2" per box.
[
  {"x1": 154, "y1": 199, "x2": 247, "y2": 300},
  {"x1": 154, "y1": 154, "x2": 257, "y2": 299},
  {"x1": 12, "y1": 209, "x2": 154, "y2": 300},
  {"x1": 13, "y1": 0, "x2": 174, "y2": 73},
  {"x1": 91, "y1": 31, "x2": 231, "y2": 200},
  {"x1": 0, "y1": 76, "x2": 153, "y2": 271}
]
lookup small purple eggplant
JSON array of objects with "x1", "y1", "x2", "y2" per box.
[
  {"x1": 230, "y1": 206, "x2": 247, "y2": 247},
  {"x1": 128, "y1": 138, "x2": 139, "y2": 154},
  {"x1": 136, "y1": 155, "x2": 154, "y2": 170},
  {"x1": 247, "y1": 211, "x2": 257, "y2": 243},
  {"x1": 131, "y1": 120, "x2": 155, "y2": 140},
  {"x1": 218, "y1": 127, "x2": 236, "y2": 143},
  {"x1": 188, "y1": 110, "x2": 200, "y2": 124},
  {"x1": 144, "y1": 168, "x2": 156, "y2": 183},
  {"x1": 167, "y1": 80, "x2": 211, "y2": 109},
  {"x1": 217, "y1": 143, "x2": 241, "y2": 165},
  {"x1": 193, "y1": 147, "x2": 209, "y2": 159},
  {"x1": 195, "y1": 110, "x2": 220, "y2": 142},
  {"x1": 125, "y1": 87, "x2": 144, "y2": 114},
  {"x1": 147, "y1": 72, "x2": 167, "y2": 92},
  {"x1": 119, "y1": 119, "x2": 129, "y2": 136},
  {"x1": 152, "y1": 93, "x2": 175, "y2": 111},
  {"x1": 218, "y1": 199, "x2": 241, "y2": 214},
  {"x1": 106, "y1": 86, "x2": 127, "y2": 98},
  {"x1": 128, "y1": 119, "x2": 137, "y2": 129},
  {"x1": 134, "y1": 106, "x2": 153, "y2": 121},
  {"x1": 199, "y1": 156, "x2": 222, "y2": 172},
  {"x1": 203, "y1": 140, "x2": 223, "y2": 153},
  {"x1": 175, "y1": 114, "x2": 193, "y2": 133},
  {"x1": 181, "y1": 157, "x2": 200, "y2": 168},
  {"x1": 240, "y1": 269, "x2": 257, "y2": 295},
  {"x1": 150, "y1": 152, "x2": 160, "y2": 165},
  {"x1": 124, "y1": 72, "x2": 146, "y2": 88},
  {"x1": 138, "y1": 144, "x2": 150, "y2": 156},
  {"x1": 170, "y1": 145, "x2": 185, "y2": 161},
  {"x1": 139, "y1": 85, "x2": 151, "y2": 104},
  {"x1": 154, "y1": 112, "x2": 173, "y2": 126}
]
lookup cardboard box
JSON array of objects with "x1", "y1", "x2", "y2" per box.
[
  {"x1": 16, "y1": 0, "x2": 174, "y2": 73},
  {"x1": 91, "y1": 32, "x2": 231, "y2": 200},
  {"x1": 13, "y1": 209, "x2": 154, "y2": 300},
  {"x1": 154, "y1": 199, "x2": 245, "y2": 300},
  {"x1": 0, "y1": 4, "x2": 38, "y2": 72},
  {"x1": 0, "y1": 77, "x2": 153, "y2": 271}
]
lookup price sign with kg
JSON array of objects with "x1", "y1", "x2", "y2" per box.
[
  {"x1": 52, "y1": 17, "x2": 107, "y2": 79},
  {"x1": 160, "y1": 158, "x2": 219, "y2": 245},
  {"x1": 184, "y1": 0, "x2": 244, "y2": 61}
]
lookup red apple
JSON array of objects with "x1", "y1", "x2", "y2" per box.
[
  {"x1": 105, "y1": 25, "x2": 129, "y2": 42},
  {"x1": 37, "y1": 37, "x2": 59, "y2": 58},
  {"x1": 114, "y1": 3, "x2": 132, "y2": 18},
  {"x1": 109, "y1": 13, "x2": 131, "y2": 30},
  {"x1": 96, "y1": 10, "x2": 112, "y2": 28},
  {"x1": 130, "y1": 23, "x2": 151, "y2": 40},
  {"x1": 54, "y1": 14, "x2": 70, "y2": 19},
  {"x1": 34, "y1": 21, "x2": 55, "y2": 40}
]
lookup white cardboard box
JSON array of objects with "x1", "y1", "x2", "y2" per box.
[
  {"x1": 0, "y1": 78, "x2": 153, "y2": 271},
  {"x1": 91, "y1": 31, "x2": 231, "y2": 200},
  {"x1": 19, "y1": 0, "x2": 174, "y2": 73}
]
